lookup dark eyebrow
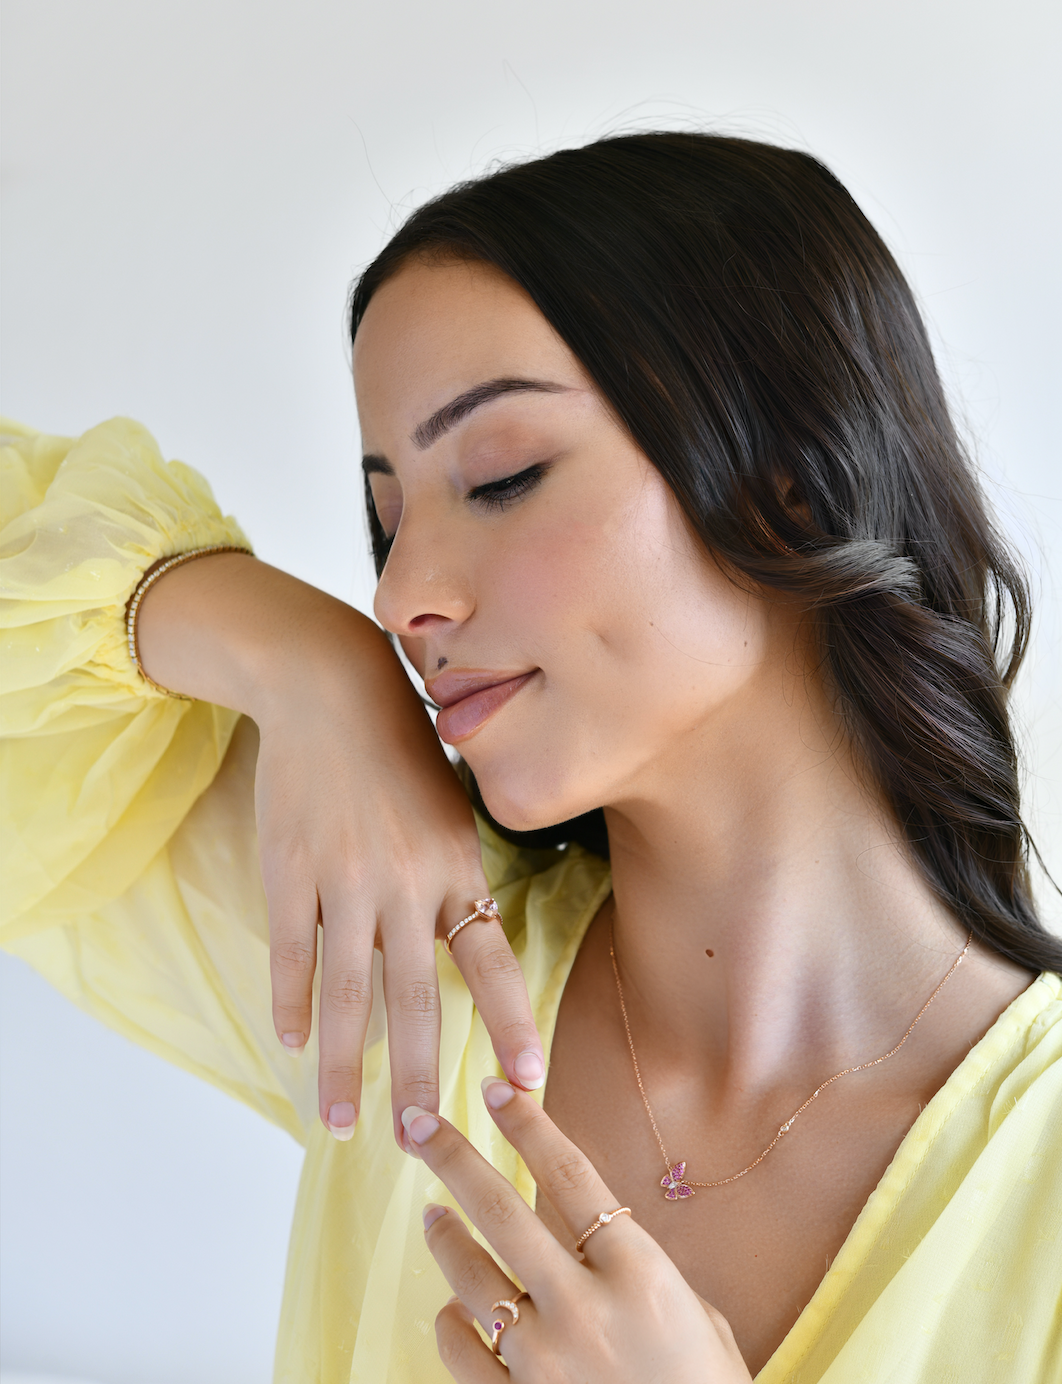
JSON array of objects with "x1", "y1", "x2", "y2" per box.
[{"x1": 411, "y1": 377, "x2": 569, "y2": 450}]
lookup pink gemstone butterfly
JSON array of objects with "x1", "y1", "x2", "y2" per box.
[{"x1": 661, "y1": 1161, "x2": 695, "y2": 1199}]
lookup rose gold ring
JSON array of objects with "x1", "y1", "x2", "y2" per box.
[
  {"x1": 489, "y1": 1292, "x2": 529, "y2": 1356},
  {"x1": 444, "y1": 897, "x2": 502, "y2": 954},
  {"x1": 574, "y1": 1206, "x2": 631, "y2": 1252}
]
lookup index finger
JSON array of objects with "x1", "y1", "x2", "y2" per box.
[
  {"x1": 446, "y1": 916, "x2": 546, "y2": 1093},
  {"x1": 479, "y1": 1081, "x2": 636, "y2": 1262},
  {"x1": 400, "y1": 1105, "x2": 574, "y2": 1296}
]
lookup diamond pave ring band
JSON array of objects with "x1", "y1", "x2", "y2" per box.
[
  {"x1": 444, "y1": 897, "x2": 502, "y2": 954},
  {"x1": 574, "y1": 1206, "x2": 632, "y2": 1252}
]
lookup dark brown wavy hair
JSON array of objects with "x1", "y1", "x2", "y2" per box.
[{"x1": 350, "y1": 131, "x2": 1060, "y2": 974}]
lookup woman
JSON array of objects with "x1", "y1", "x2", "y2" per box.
[{"x1": 3, "y1": 132, "x2": 1059, "y2": 1382}]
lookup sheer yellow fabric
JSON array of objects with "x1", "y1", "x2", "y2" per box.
[{"x1": 2, "y1": 419, "x2": 1059, "y2": 1383}]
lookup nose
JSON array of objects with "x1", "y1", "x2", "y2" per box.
[{"x1": 372, "y1": 517, "x2": 476, "y2": 640}]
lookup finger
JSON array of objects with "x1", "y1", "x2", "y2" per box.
[
  {"x1": 401, "y1": 1107, "x2": 573, "y2": 1294},
  {"x1": 435, "y1": 1297, "x2": 508, "y2": 1383},
  {"x1": 445, "y1": 908, "x2": 546, "y2": 1092},
  {"x1": 693, "y1": 1293, "x2": 750, "y2": 1368},
  {"x1": 480, "y1": 1080, "x2": 635, "y2": 1261},
  {"x1": 267, "y1": 881, "x2": 319, "y2": 1057},
  {"x1": 422, "y1": 1204, "x2": 520, "y2": 1332},
  {"x1": 316, "y1": 890, "x2": 377, "y2": 1140},
  {"x1": 383, "y1": 929, "x2": 443, "y2": 1146}
]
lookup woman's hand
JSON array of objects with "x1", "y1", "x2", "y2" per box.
[
  {"x1": 136, "y1": 552, "x2": 547, "y2": 1143},
  {"x1": 403, "y1": 1083, "x2": 753, "y2": 1383}
]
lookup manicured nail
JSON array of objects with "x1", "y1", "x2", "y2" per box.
[
  {"x1": 327, "y1": 1102, "x2": 356, "y2": 1140},
  {"x1": 481, "y1": 1076, "x2": 516, "y2": 1110},
  {"x1": 513, "y1": 1050, "x2": 545, "y2": 1090},
  {"x1": 422, "y1": 1202, "x2": 449, "y2": 1229},
  {"x1": 281, "y1": 1032, "x2": 305, "y2": 1056},
  {"x1": 401, "y1": 1105, "x2": 441, "y2": 1145}
]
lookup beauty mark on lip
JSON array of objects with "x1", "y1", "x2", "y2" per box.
[{"x1": 427, "y1": 669, "x2": 538, "y2": 744}]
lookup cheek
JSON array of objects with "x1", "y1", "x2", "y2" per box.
[
  {"x1": 483, "y1": 518, "x2": 609, "y2": 641},
  {"x1": 478, "y1": 482, "x2": 655, "y2": 681},
  {"x1": 465, "y1": 466, "x2": 774, "y2": 827},
  {"x1": 483, "y1": 474, "x2": 764, "y2": 718}
]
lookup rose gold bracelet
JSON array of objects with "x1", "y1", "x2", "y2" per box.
[{"x1": 125, "y1": 545, "x2": 253, "y2": 697}]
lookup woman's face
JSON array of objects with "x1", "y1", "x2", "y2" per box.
[{"x1": 354, "y1": 257, "x2": 793, "y2": 831}]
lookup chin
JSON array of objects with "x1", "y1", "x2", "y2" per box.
[{"x1": 469, "y1": 750, "x2": 597, "y2": 835}]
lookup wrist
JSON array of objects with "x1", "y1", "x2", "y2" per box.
[
  {"x1": 247, "y1": 598, "x2": 411, "y2": 733},
  {"x1": 127, "y1": 545, "x2": 253, "y2": 698},
  {"x1": 136, "y1": 551, "x2": 398, "y2": 718}
]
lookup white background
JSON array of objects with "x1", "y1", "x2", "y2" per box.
[{"x1": 2, "y1": 1, "x2": 1059, "y2": 1381}]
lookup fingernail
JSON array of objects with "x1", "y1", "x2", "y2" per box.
[
  {"x1": 513, "y1": 1050, "x2": 545, "y2": 1090},
  {"x1": 327, "y1": 1102, "x2": 356, "y2": 1140},
  {"x1": 401, "y1": 1105, "x2": 440, "y2": 1145},
  {"x1": 281, "y1": 1032, "x2": 305, "y2": 1056},
  {"x1": 422, "y1": 1202, "x2": 448, "y2": 1229},
  {"x1": 481, "y1": 1076, "x2": 516, "y2": 1110}
]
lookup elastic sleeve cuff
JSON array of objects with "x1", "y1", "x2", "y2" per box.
[{"x1": 1, "y1": 416, "x2": 252, "y2": 710}]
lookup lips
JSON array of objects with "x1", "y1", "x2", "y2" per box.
[{"x1": 428, "y1": 669, "x2": 538, "y2": 744}]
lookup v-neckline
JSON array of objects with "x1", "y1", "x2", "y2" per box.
[{"x1": 520, "y1": 850, "x2": 1051, "y2": 1381}]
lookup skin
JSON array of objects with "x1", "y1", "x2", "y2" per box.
[
  {"x1": 139, "y1": 253, "x2": 1034, "y2": 1377},
  {"x1": 136, "y1": 523, "x2": 548, "y2": 1146},
  {"x1": 406, "y1": 1082, "x2": 752, "y2": 1384},
  {"x1": 355, "y1": 257, "x2": 1034, "y2": 1375}
]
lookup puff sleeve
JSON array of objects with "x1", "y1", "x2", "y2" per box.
[{"x1": 0, "y1": 417, "x2": 317, "y2": 1141}]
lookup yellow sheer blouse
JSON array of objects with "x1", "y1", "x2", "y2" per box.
[{"x1": 2, "y1": 417, "x2": 1060, "y2": 1384}]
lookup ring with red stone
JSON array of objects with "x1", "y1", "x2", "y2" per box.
[
  {"x1": 444, "y1": 897, "x2": 503, "y2": 954},
  {"x1": 489, "y1": 1293, "x2": 529, "y2": 1356}
]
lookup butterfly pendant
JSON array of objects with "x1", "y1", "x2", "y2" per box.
[{"x1": 661, "y1": 1161, "x2": 695, "y2": 1199}]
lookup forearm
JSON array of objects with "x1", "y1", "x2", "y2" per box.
[{"x1": 136, "y1": 552, "x2": 408, "y2": 724}]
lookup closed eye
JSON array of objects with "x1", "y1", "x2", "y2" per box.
[
  {"x1": 374, "y1": 460, "x2": 550, "y2": 561},
  {"x1": 467, "y1": 462, "x2": 549, "y2": 511}
]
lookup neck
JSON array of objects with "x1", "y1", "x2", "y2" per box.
[{"x1": 602, "y1": 661, "x2": 966, "y2": 1103}]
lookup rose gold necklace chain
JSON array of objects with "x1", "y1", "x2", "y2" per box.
[{"x1": 608, "y1": 920, "x2": 972, "y2": 1198}]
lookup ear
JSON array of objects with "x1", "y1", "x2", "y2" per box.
[{"x1": 773, "y1": 473, "x2": 814, "y2": 530}]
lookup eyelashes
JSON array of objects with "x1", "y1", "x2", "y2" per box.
[
  {"x1": 467, "y1": 461, "x2": 549, "y2": 511},
  {"x1": 376, "y1": 461, "x2": 549, "y2": 555}
]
